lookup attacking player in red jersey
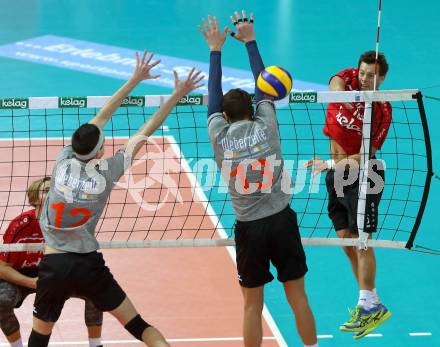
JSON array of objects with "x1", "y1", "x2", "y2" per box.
[
  {"x1": 306, "y1": 51, "x2": 392, "y2": 339},
  {"x1": 0, "y1": 177, "x2": 104, "y2": 347}
]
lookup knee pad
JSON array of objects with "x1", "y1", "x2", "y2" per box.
[
  {"x1": 0, "y1": 308, "x2": 19, "y2": 336},
  {"x1": 28, "y1": 329, "x2": 51, "y2": 347},
  {"x1": 84, "y1": 302, "x2": 103, "y2": 327},
  {"x1": 124, "y1": 314, "x2": 151, "y2": 341}
]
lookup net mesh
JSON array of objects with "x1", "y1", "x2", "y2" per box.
[{"x1": 0, "y1": 90, "x2": 431, "y2": 250}]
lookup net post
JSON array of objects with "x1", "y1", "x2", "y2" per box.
[
  {"x1": 356, "y1": 101, "x2": 374, "y2": 250},
  {"x1": 405, "y1": 92, "x2": 433, "y2": 249}
]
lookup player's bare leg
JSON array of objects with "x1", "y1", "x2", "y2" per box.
[
  {"x1": 241, "y1": 286, "x2": 264, "y2": 347},
  {"x1": 284, "y1": 277, "x2": 318, "y2": 346},
  {"x1": 110, "y1": 297, "x2": 170, "y2": 347},
  {"x1": 336, "y1": 229, "x2": 359, "y2": 283}
]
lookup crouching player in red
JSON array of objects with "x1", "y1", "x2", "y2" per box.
[{"x1": 0, "y1": 177, "x2": 104, "y2": 347}]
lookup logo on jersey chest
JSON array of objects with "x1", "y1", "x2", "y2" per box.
[{"x1": 335, "y1": 106, "x2": 362, "y2": 135}]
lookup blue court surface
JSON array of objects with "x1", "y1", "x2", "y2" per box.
[{"x1": 1, "y1": 1, "x2": 439, "y2": 346}]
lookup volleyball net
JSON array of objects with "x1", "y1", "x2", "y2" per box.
[{"x1": 0, "y1": 89, "x2": 432, "y2": 252}]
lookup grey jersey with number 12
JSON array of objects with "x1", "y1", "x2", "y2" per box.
[{"x1": 39, "y1": 145, "x2": 130, "y2": 253}]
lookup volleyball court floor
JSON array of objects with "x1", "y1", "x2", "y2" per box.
[{"x1": 0, "y1": 136, "x2": 282, "y2": 346}]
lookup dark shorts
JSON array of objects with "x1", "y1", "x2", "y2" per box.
[
  {"x1": 325, "y1": 162, "x2": 385, "y2": 234},
  {"x1": 234, "y1": 206, "x2": 308, "y2": 288},
  {"x1": 34, "y1": 251, "x2": 126, "y2": 322}
]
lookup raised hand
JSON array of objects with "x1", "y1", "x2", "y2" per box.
[
  {"x1": 173, "y1": 68, "x2": 205, "y2": 97},
  {"x1": 131, "y1": 51, "x2": 161, "y2": 82},
  {"x1": 227, "y1": 10, "x2": 255, "y2": 43},
  {"x1": 198, "y1": 15, "x2": 228, "y2": 51}
]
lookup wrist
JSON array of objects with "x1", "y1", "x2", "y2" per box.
[
  {"x1": 172, "y1": 90, "x2": 186, "y2": 101},
  {"x1": 127, "y1": 76, "x2": 141, "y2": 87},
  {"x1": 326, "y1": 159, "x2": 336, "y2": 171},
  {"x1": 244, "y1": 38, "x2": 256, "y2": 44}
]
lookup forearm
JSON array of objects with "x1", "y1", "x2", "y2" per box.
[
  {"x1": 90, "y1": 77, "x2": 140, "y2": 129},
  {"x1": 0, "y1": 265, "x2": 35, "y2": 289},
  {"x1": 126, "y1": 92, "x2": 182, "y2": 156},
  {"x1": 208, "y1": 51, "x2": 223, "y2": 116},
  {"x1": 245, "y1": 40, "x2": 264, "y2": 80},
  {"x1": 141, "y1": 92, "x2": 182, "y2": 135},
  {"x1": 245, "y1": 40, "x2": 265, "y2": 102}
]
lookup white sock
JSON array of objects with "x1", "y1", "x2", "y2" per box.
[
  {"x1": 89, "y1": 338, "x2": 102, "y2": 347},
  {"x1": 372, "y1": 288, "x2": 381, "y2": 305},
  {"x1": 10, "y1": 338, "x2": 23, "y2": 347},
  {"x1": 304, "y1": 344, "x2": 318, "y2": 347},
  {"x1": 358, "y1": 289, "x2": 375, "y2": 309}
]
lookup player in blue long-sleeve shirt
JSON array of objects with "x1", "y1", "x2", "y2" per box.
[{"x1": 199, "y1": 10, "x2": 318, "y2": 347}]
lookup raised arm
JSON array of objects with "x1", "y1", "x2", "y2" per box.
[
  {"x1": 125, "y1": 68, "x2": 204, "y2": 158},
  {"x1": 89, "y1": 51, "x2": 161, "y2": 129},
  {"x1": 199, "y1": 15, "x2": 228, "y2": 116},
  {"x1": 228, "y1": 11, "x2": 266, "y2": 102}
]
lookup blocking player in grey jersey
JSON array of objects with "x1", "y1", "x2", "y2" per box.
[
  {"x1": 28, "y1": 51, "x2": 204, "y2": 347},
  {"x1": 199, "y1": 11, "x2": 318, "y2": 347}
]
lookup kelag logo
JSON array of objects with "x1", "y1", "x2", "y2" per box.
[
  {"x1": 59, "y1": 97, "x2": 87, "y2": 108},
  {"x1": 289, "y1": 92, "x2": 317, "y2": 103},
  {"x1": 121, "y1": 96, "x2": 145, "y2": 107},
  {"x1": 178, "y1": 95, "x2": 203, "y2": 106},
  {"x1": 0, "y1": 98, "x2": 29, "y2": 109}
]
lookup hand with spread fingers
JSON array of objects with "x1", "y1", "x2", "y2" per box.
[
  {"x1": 198, "y1": 15, "x2": 228, "y2": 51},
  {"x1": 173, "y1": 68, "x2": 205, "y2": 97},
  {"x1": 131, "y1": 50, "x2": 161, "y2": 82},
  {"x1": 227, "y1": 10, "x2": 255, "y2": 43}
]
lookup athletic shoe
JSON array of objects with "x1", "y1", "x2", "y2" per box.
[
  {"x1": 353, "y1": 304, "x2": 392, "y2": 339},
  {"x1": 339, "y1": 306, "x2": 368, "y2": 332}
]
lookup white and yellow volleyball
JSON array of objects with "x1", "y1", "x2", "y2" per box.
[{"x1": 257, "y1": 66, "x2": 293, "y2": 100}]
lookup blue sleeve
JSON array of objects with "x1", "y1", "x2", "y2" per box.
[
  {"x1": 208, "y1": 51, "x2": 223, "y2": 117},
  {"x1": 245, "y1": 40, "x2": 265, "y2": 102}
]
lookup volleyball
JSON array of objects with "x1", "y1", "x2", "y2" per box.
[{"x1": 257, "y1": 66, "x2": 293, "y2": 100}]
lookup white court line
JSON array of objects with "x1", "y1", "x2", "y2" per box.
[
  {"x1": 365, "y1": 333, "x2": 383, "y2": 338},
  {"x1": 0, "y1": 337, "x2": 277, "y2": 346},
  {"x1": 409, "y1": 332, "x2": 432, "y2": 336},
  {"x1": 317, "y1": 334, "x2": 334, "y2": 339},
  {"x1": 168, "y1": 138, "x2": 288, "y2": 347}
]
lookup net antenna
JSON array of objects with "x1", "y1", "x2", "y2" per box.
[{"x1": 356, "y1": 0, "x2": 384, "y2": 250}]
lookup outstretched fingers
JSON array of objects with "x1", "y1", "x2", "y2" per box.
[
  {"x1": 140, "y1": 50, "x2": 147, "y2": 65},
  {"x1": 207, "y1": 15, "x2": 214, "y2": 31},
  {"x1": 213, "y1": 16, "x2": 220, "y2": 31},
  {"x1": 182, "y1": 67, "x2": 195, "y2": 84},
  {"x1": 145, "y1": 51, "x2": 154, "y2": 65},
  {"x1": 198, "y1": 25, "x2": 207, "y2": 39},
  {"x1": 190, "y1": 70, "x2": 205, "y2": 88},
  {"x1": 241, "y1": 9, "x2": 248, "y2": 22},
  {"x1": 201, "y1": 18, "x2": 209, "y2": 32}
]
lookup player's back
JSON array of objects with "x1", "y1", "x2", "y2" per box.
[
  {"x1": 208, "y1": 100, "x2": 290, "y2": 222},
  {"x1": 40, "y1": 145, "x2": 128, "y2": 253}
]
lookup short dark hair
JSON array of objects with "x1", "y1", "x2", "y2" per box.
[
  {"x1": 358, "y1": 51, "x2": 389, "y2": 76},
  {"x1": 221, "y1": 89, "x2": 254, "y2": 122},
  {"x1": 72, "y1": 123, "x2": 100, "y2": 155}
]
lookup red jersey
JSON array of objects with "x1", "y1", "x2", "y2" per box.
[
  {"x1": 323, "y1": 68, "x2": 392, "y2": 155},
  {"x1": 0, "y1": 209, "x2": 44, "y2": 272}
]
